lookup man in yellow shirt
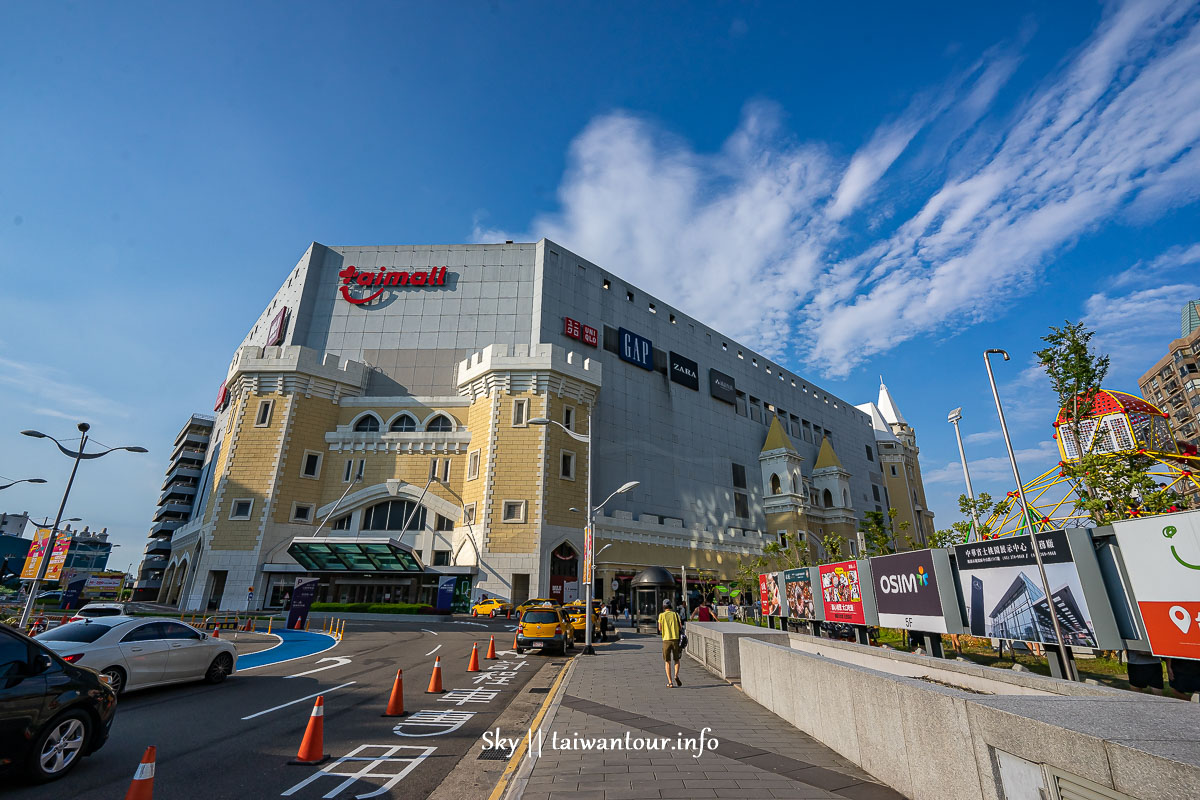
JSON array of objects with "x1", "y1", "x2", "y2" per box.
[{"x1": 657, "y1": 598, "x2": 683, "y2": 688}]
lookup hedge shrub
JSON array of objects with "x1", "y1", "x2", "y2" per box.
[{"x1": 308, "y1": 602, "x2": 442, "y2": 615}]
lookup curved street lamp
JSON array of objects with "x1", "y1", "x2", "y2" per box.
[
  {"x1": 18, "y1": 423, "x2": 147, "y2": 627},
  {"x1": 0, "y1": 477, "x2": 48, "y2": 491},
  {"x1": 530, "y1": 415, "x2": 638, "y2": 654}
]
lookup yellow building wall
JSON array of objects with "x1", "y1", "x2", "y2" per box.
[{"x1": 486, "y1": 392, "x2": 543, "y2": 553}]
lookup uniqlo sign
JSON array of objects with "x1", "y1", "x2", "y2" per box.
[
  {"x1": 563, "y1": 317, "x2": 598, "y2": 347},
  {"x1": 1114, "y1": 512, "x2": 1200, "y2": 659}
]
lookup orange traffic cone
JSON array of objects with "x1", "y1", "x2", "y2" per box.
[
  {"x1": 426, "y1": 657, "x2": 444, "y2": 693},
  {"x1": 486, "y1": 635, "x2": 497, "y2": 659},
  {"x1": 467, "y1": 642, "x2": 480, "y2": 672},
  {"x1": 212, "y1": 626, "x2": 220, "y2": 639},
  {"x1": 512, "y1": 631, "x2": 519, "y2": 649},
  {"x1": 382, "y1": 669, "x2": 406, "y2": 717},
  {"x1": 289, "y1": 696, "x2": 330, "y2": 765},
  {"x1": 123, "y1": 745, "x2": 156, "y2": 800}
]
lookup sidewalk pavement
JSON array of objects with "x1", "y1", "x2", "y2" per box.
[{"x1": 516, "y1": 632, "x2": 902, "y2": 800}]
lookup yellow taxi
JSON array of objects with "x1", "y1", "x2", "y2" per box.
[
  {"x1": 563, "y1": 600, "x2": 602, "y2": 641},
  {"x1": 470, "y1": 598, "x2": 514, "y2": 618},
  {"x1": 516, "y1": 606, "x2": 576, "y2": 655},
  {"x1": 514, "y1": 597, "x2": 557, "y2": 617}
]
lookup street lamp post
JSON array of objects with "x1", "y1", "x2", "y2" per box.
[
  {"x1": 947, "y1": 408, "x2": 983, "y2": 539},
  {"x1": 530, "y1": 414, "x2": 637, "y2": 655},
  {"x1": 983, "y1": 350, "x2": 1077, "y2": 681},
  {"x1": 0, "y1": 477, "x2": 48, "y2": 490},
  {"x1": 18, "y1": 423, "x2": 147, "y2": 627}
]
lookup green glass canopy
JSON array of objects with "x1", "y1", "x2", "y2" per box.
[{"x1": 287, "y1": 536, "x2": 425, "y2": 572}]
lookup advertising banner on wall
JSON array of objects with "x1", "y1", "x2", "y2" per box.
[
  {"x1": 758, "y1": 572, "x2": 782, "y2": 615},
  {"x1": 870, "y1": 550, "x2": 948, "y2": 633},
  {"x1": 954, "y1": 530, "x2": 1098, "y2": 647},
  {"x1": 618, "y1": 328, "x2": 654, "y2": 370},
  {"x1": 436, "y1": 575, "x2": 458, "y2": 611},
  {"x1": 1113, "y1": 511, "x2": 1200, "y2": 659},
  {"x1": 709, "y1": 369, "x2": 737, "y2": 405},
  {"x1": 783, "y1": 568, "x2": 815, "y2": 620},
  {"x1": 21, "y1": 529, "x2": 72, "y2": 581},
  {"x1": 819, "y1": 560, "x2": 866, "y2": 624},
  {"x1": 669, "y1": 352, "x2": 699, "y2": 390}
]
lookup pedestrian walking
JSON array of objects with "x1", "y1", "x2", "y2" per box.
[
  {"x1": 599, "y1": 601, "x2": 610, "y2": 641},
  {"x1": 690, "y1": 599, "x2": 715, "y2": 622},
  {"x1": 658, "y1": 598, "x2": 684, "y2": 688}
]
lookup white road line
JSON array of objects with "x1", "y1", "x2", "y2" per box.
[
  {"x1": 241, "y1": 682, "x2": 356, "y2": 720},
  {"x1": 420, "y1": 629, "x2": 438, "y2": 635},
  {"x1": 425, "y1": 644, "x2": 442, "y2": 657}
]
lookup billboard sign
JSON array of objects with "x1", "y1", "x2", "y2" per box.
[
  {"x1": 758, "y1": 572, "x2": 782, "y2": 615},
  {"x1": 955, "y1": 530, "x2": 1098, "y2": 647},
  {"x1": 709, "y1": 369, "x2": 737, "y2": 405},
  {"x1": 1113, "y1": 512, "x2": 1200, "y2": 659},
  {"x1": 783, "y1": 568, "x2": 815, "y2": 620},
  {"x1": 287, "y1": 577, "x2": 320, "y2": 630},
  {"x1": 563, "y1": 317, "x2": 599, "y2": 347},
  {"x1": 21, "y1": 529, "x2": 72, "y2": 582},
  {"x1": 819, "y1": 560, "x2": 866, "y2": 624},
  {"x1": 267, "y1": 306, "x2": 288, "y2": 346},
  {"x1": 436, "y1": 576, "x2": 458, "y2": 611},
  {"x1": 668, "y1": 352, "x2": 699, "y2": 390},
  {"x1": 618, "y1": 328, "x2": 654, "y2": 370},
  {"x1": 870, "y1": 549, "x2": 947, "y2": 633}
]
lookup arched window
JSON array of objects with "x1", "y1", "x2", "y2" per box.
[
  {"x1": 549, "y1": 542, "x2": 578, "y2": 577},
  {"x1": 822, "y1": 489, "x2": 833, "y2": 508},
  {"x1": 362, "y1": 499, "x2": 426, "y2": 531},
  {"x1": 354, "y1": 414, "x2": 381, "y2": 433},
  {"x1": 770, "y1": 474, "x2": 782, "y2": 495},
  {"x1": 426, "y1": 414, "x2": 454, "y2": 432},
  {"x1": 389, "y1": 414, "x2": 416, "y2": 432},
  {"x1": 791, "y1": 472, "x2": 800, "y2": 494}
]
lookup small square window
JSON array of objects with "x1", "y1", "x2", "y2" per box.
[
  {"x1": 669, "y1": 314, "x2": 676, "y2": 324},
  {"x1": 230, "y1": 499, "x2": 254, "y2": 520},
  {"x1": 254, "y1": 399, "x2": 273, "y2": 427},
  {"x1": 301, "y1": 451, "x2": 322, "y2": 479},
  {"x1": 432, "y1": 550, "x2": 451, "y2": 566},
  {"x1": 291, "y1": 503, "x2": 314, "y2": 523},
  {"x1": 626, "y1": 290, "x2": 634, "y2": 302},
  {"x1": 502, "y1": 500, "x2": 526, "y2": 523},
  {"x1": 463, "y1": 503, "x2": 477, "y2": 526},
  {"x1": 435, "y1": 514, "x2": 454, "y2": 531},
  {"x1": 512, "y1": 398, "x2": 529, "y2": 427},
  {"x1": 467, "y1": 449, "x2": 481, "y2": 481},
  {"x1": 602, "y1": 278, "x2": 611, "y2": 290},
  {"x1": 560, "y1": 450, "x2": 576, "y2": 481},
  {"x1": 648, "y1": 302, "x2": 656, "y2": 313}
]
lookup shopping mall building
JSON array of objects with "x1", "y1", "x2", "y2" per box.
[{"x1": 150, "y1": 240, "x2": 933, "y2": 612}]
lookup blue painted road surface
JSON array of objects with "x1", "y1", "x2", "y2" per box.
[{"x1": 237, "y1": 628, "x2": 338, "y2": 670}]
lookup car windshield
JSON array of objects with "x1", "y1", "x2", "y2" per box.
[
  {"x1": 78, "y1": 607, "x2": 122, "y2": 617},
  {"x1": 523, "y1": 610, "x2": 559, "y2": 624},
  {"x1": 38, "y1": 620, "x2": 124, "y2": 643}
]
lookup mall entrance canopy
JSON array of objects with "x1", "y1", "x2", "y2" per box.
[{"x1": 287, "y1": 536, "x2": 424, "y2": 573}]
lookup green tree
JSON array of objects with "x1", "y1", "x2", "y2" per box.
[
  {"x1": 859, "y1": 508, "x2": 911, "y2": 556},
  {"x1": 818, "y1": 530, "x2": 844, "y2": 561},
  {"x1": 929, "y1": 493, "x2": 999, "y2": 548},
  {"x1": 762, "y1": 533, "x2": 811, "y2": 571}
]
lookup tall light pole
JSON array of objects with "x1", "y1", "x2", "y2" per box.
[
  {"x1": 530, "y1": 414, "x2": 637, "y2": 655},
  {"x1": 0, "y1": 477, "x2": 48, "y2": 490},
  {"x1": 19, "y1": 423, "x2": 147, "y2": 627},
  {"x1": 947, "y1": 408, "x2": 982, "y2": 539},
  {"x1": 984, "y1": 350, "x2": 1076, "y2": 681}
]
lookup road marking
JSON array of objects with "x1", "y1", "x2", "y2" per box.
[
  {"x1": 285, "y1": 656, "x2": 353, "y2": 679},
  {"x1": 420, "y1": 629, "x2": 438, "y2": 635},
  {"x1": 281, "y1": 744, "x2": 435, "y2": 798},
  {"x1": 242, "y1": 682, "x2": 356, "y2": 720},
  {"x1": 450, "y1": 621, "x2": 487, "y2": 627},
  {"x1": 425, "y1": 644, "x2": 442, "y2": 656},
  {"x1": 239, "y1": 632, "x2": 340, "y2": 672}
]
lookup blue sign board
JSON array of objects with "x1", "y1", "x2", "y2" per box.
[
  {"x1": 618, "y1": 328, "x2": 654, "y2": 370},
  {"x1": 436, "y1": 576, "x2": 457, "y2": 611},
  {"x1": 286, "y1": 576, "x2": 320, "y2": 630}
]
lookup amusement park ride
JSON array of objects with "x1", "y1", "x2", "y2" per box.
[{"x1": 980, "y1": 389, "x2": 1200, "y2": 538}]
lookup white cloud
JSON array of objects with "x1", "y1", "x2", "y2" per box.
[
  {"x1": 964, "y1": 429, "x2": 1002, "y2": 444},
  {"x1": 0, "y1": 356, "x2": 129, "y2": 422},
  {"x1": 479, "y1": 0, "x2": 1200, "y2": 378},
  {"x1": 924, "y1": 439, "x2": 1061, "y2": 486}
]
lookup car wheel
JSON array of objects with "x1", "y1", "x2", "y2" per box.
[
  {"x1": 516, "y1": 646, "x2": 524, "y2": 655},
  {"x1": 100, "y1": 666, "x2": 126, "y2": 696},
  {"x1": 27, "y1": 709, "x2": 91, "y2": 782},
  {"x1": 204, "y1": 652, "x2": 234, "y2": 684}
]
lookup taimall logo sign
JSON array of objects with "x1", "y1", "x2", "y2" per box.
[{"x1": 338, "y1": 265, "x2": 449, "y2": 304}]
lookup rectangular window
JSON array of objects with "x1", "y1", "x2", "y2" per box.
[
  {"x1": 512, "y1": 398, "x2": 529, "y2": 427},
  {"x1": 291, "y1": 503, "x2": 313, "y2": 523},
  {"x1": 562, "y1": 405, "x2": 575, "y2": 431},
  {"x1": 429, "y1": 458, "x2": 450, "y2": 482},
  {"x1": 301, "y1": 451, "x2": 322, "y2": 479},
  {"x1": 734, "y1": 492, "x2": 749, "y2": 519},
  {"x1": 254, "y1": 399, "x2": 273, "y2": 427},
  {"x1": 865, "y1": 445, "x2": 874, "y2": 462},
  {"x1": 435, "y1": 514, "x2": 454, "y2": 531},
  {"x1": 463, "y1": 503, "x2": 476, "y2": 526},
  {"x1": 441, "y1": 458, "x2": 451, "y2": 482},
  {"x1": 344, "y1": 458, "x2": 365, "y2": 482},
  {"x1": 872, "y1": 485, "x2": 881, "y2": 502},
  {"x1": 735, "y1": 393, "x2": 747, "y2": 417},
  {"x1": 560, "y1": 450, "x2": 576, "y2": 480},
  {"x1": 731, "y1": 463, "x2": 747, "y2": 489},
  {"x1": 332, "y1": 515, "x2": 351, "y2": 531},
  {"x1": 230, "y1": 499, "x2": 253, "y2": 520},
  {"x1": 467, "y1": 449, "x2": 480, "y2": 481},
  {"x1": 890, "y1": 464, "x2": 898, "y2": 476},
  {"x1": 802, "y1": 420, "x2": 813, "y2": 443},
  {"x1": 849, "y1": 540, "x2": 859, "y2": 557},
  {"x1": 432, "y1": 550, "x2": 451, "y2": 566},
  {"x1": 502, "y1": 500, "x2": 526, "y2": 523}
]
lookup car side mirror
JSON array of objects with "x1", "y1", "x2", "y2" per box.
[{"x1": 34, "y1": 653, "x2": 54, "y2": 674}]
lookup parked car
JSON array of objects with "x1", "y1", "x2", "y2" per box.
[
  {"x1": 563, "y1": 600, "x2": 603, "y2": 641},
  {"x1": 470, "y1": 598, "x2": 513, "y2": 618},
  {"x1": 36, "y1": 617, "x2": 236, "y2": 695},
  {"x1": 34, "y1": 591, "x2": 63, "y2": 604},
  {"x1": 68, "y1": 603, "x2": 127, "y2": 623},
  {"x1": 516, "y1": 607, "x2": 575, "y2": 655},
  {"x1": 0, "y1": 623, "x2": 117, "y2": 782},
  {"x1": 514, "y1": 598, "x2": 557, "y2": 617}
]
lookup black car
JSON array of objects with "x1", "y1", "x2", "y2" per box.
[{"x1": 0, "y1": 623, "x2": 117, "y2": 782}]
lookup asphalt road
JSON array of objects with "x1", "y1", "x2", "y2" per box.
[{"x1": 7, "y1": 617, "x2": 563, "y2": 800}]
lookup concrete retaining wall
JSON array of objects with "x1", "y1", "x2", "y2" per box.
[
  {"x1": 684, "y1": 621, "x2": 789, "y2": 679},
  {"x1": 740, "y1": 637, "x2": 1200, "y2": 800}
]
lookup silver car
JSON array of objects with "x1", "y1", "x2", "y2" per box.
[{"x1": 35, "y1": 616, "x2": 237, "y2": 695}]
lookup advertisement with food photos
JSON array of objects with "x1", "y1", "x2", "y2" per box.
[
  {"x1": 869, "y1": 550, "x2": 947, "y2": 633},
  {"x1": 783, "y1": 568, "x2": 815, "y2": 620},
  {"x1": 758, "y1": 572, "x2": 782, "y2": 616},
  {"x1": 819, "y1": 560, "x2": 865, "y2": 624},
  {"x1": 1113, "y1": 511, "x2": 1200, "y2": 660}
]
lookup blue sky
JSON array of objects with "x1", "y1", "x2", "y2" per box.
[{"x1": 2, "y1": 1, "x2": 1199, "y2": 569}]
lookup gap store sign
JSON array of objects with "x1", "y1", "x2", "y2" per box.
[{"x1": 618, "y1": 327, "x2": 654, "y2": 370}]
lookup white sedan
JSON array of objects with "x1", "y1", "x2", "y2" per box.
[{"x1": 36, "y1": 616, "x2": 238, "y2": 694}]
